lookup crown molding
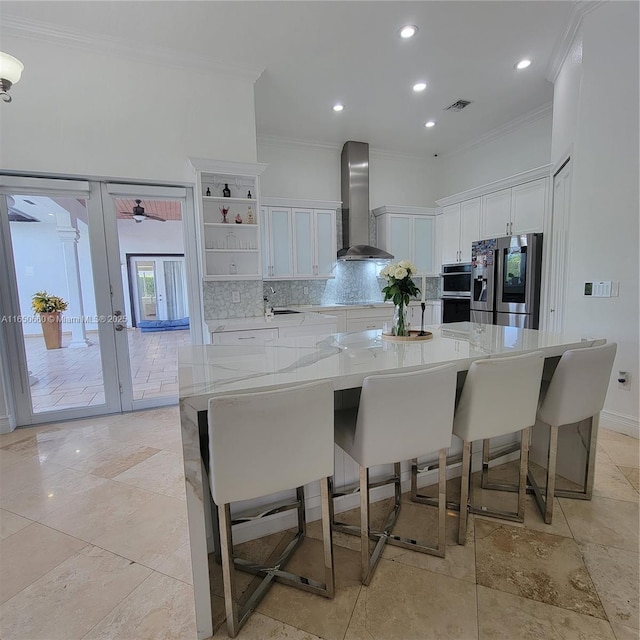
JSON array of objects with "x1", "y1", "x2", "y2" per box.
[
  {"x1": 188, "y1": 158, "x2": 268, "y2": 176},
  {"x1": 257, "y1": 134, "x2": 342, "y2": 153},
  {"x1": 1, "y1": 16, "x2": 264, "y2": 81},
  {"x1": 262, "y1": 196, "x2": 342, "y2": 209},
  {"x1": 443, "y1": 103, "x2": 553, "y2": 160},
  {"x1": 545, "y1": 1, "x2": 606, "y2": 83},
  {"x1": 257, "y1": 134, "x2": 433, "y2": 162},
  {"x1": 372, "y1": 205, "x2": 438, "y2": 217},
  {"x1": 435, "y1": 165, "x2": 552, "y2": 208}
]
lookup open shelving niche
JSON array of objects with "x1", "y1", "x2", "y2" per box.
[{"x1": 190, "y1": 158, "x2": 267, "y2": 280}]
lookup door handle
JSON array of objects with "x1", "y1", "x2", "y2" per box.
[{"x1": 115, "y1": 323, "x2": 126, "y2": 332}]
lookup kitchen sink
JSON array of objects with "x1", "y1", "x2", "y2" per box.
[{"x1": 273, "y1": 309, "x2": 301, "y2": 315}]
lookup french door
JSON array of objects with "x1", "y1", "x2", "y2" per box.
[{"x1": 0, "y1": 175, "x2": 201, "y2": 426}]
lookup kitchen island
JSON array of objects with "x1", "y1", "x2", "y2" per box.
[{"x1": 179, "y1": 323, "x2": 606, "y2": 639}]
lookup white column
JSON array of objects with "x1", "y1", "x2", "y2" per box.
[{"x1": 57, "y1": 226, "x2": 91, "y2": 348}]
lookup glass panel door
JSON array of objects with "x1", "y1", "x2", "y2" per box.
[
  {"x1": 0, "y1": 181, "x2": 120, "y2": 424},
  {"x1": 104, "y1": 186, "x2": 190, "y2": 409}
]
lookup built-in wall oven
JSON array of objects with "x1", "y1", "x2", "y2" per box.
[{"x1": 441, "y1": 263, "x2": 471, "y2": 323}]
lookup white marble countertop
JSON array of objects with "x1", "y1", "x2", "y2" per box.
[
  {"x1": 206, "y1": 311, "x2": 336, "y2": 333},
  {"x1": 180, "y1": 323, "x2": 603, "y2": 411}
]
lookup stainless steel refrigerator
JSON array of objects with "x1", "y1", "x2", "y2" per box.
[{"x1": 470, "y1": 233, "x2": 543, "y2": 328}]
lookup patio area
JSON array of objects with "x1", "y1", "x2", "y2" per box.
[{"x1": 24, "y1": 328, "x2": 190, "y2": 413}]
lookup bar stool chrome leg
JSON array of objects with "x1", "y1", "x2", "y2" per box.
[
  {"x1": 529, "y1": 424, "x2": 558, "y2": 524},
  {"x1": 459, "y1": 428, "x2": 531, "y2": 545},
  {"x1": 458, "y1": 441, "x2": 472, "y2": 545}
]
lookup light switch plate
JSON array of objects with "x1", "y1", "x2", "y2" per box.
[
  {"x1": 232, "y1": 291, "x2": 240, "y2": 303},
  {"x1": 584, "y1": 281, "x2": 613, "y2": 297},
  {"x1": 593, "y1": 281, "x2": 612, "y2": 297}
]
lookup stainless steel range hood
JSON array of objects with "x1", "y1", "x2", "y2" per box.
[{"x1": 338, "y1": 141, "x2": 394, "y2": 261}]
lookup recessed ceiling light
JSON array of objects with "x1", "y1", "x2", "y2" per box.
[
  {"x1": 333, "y1": 103, "x2": 344, "y2": 112},
  {"x1": 515, "y1": 59, "x2": 532, "y2": 70},
  {"x1": 413, "y1": 82, "x2": 427, "y2": 92},
  {"x1": 425, "y1": 120, "x2": 436, "y2": 128},
  {"x1": 399, "y1": 25, "x2": 418, "y2": 39}
]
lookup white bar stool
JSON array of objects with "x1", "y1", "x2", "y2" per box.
[
  {"x1": 531, "y1": 342, "x2": 617, "y2": 524},
  {"x1": 208, "y1": 381, "x2": 335, "y2": 638},
  {"x1": 333, "y1": 363, "x2": 457, "y2": 585},
  {"x1": 453, "y1": 351, "x2": 545, "y2": 544}
]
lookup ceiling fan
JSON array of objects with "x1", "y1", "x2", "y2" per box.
[{"x1": 120, "y1": 199, "x2": 165, "y2": 223}]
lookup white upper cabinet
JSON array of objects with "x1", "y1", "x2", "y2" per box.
[
  {"x1": 262, "y1": 199, "x2": 339, "y2": 279},
  {"x1": 314, "y1": 210, "x2": 336, "y2": 277},
  {"x1": 480, "y1": 178, "x2": 547, "y2": 238},
  {"x1": 511, "y1": 180, "x2": 547, "y2": 235},
  {"x1": 292, "y1": 208, "x2": 314, "y2": 277},
  {"x1": 190, "y1": 158, "x2": 267, "y2": 281},
  {"x1": 374, "y1": 206, "x2": 437, "y2": 274},
  {"x1": 441, "y1": 198, "x2": 481, "y2": 264},
  {"x1": 436, "y1": 167, "x2": 551, "y2": 267},
  {"x1": 262, "y1": 207, "x2": 293, "y2": 278},
  {"x1": 441, "y1": 204, "x2": 461, "y2": 265},
  {"x1": 481, "y1": 188, "x2": 512, "y2": 238},
  {"x1": 459, "y1": 198, "x2": 481, "y2": 262},
  {"x1": 293, "y1": 208, "x2": 337, "y2": 278}
]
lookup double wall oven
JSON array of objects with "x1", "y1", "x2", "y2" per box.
[{"x1": 441, "y1": 262, "x2": 472, "y2": 323}]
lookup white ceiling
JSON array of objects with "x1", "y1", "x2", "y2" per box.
[{"x1": 2, "y1": 1, "x2": 574, "y2": 157}]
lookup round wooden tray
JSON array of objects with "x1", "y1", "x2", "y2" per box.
[{"x1": 382, "y1": 330, "x2": 433, "y2": 342}]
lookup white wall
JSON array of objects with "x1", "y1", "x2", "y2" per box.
[
  {"x1": 258, "y1": 139, "x2": 341, "y2": 201},
  {"x1": 9, "y1": 220, "x2": 97, "y2": 335},
  {"x1": 556, "y1": 2, "x2": 639, "y2": 428},
  {"x1": 369, "y1": 151, "x2": 441, "y2": 209},
  {"x1": 0, "y1": 33, "x2": 258, "y2": 183},
  {"x1": 437, "y1": 112, "x2": 553, "y2": 199},
  {"x1": 551, "y1": 34, "x2": 583, "y2": 166},
  {"x1": 257, "y1": 137, "x2": 440, "y2": 207}
]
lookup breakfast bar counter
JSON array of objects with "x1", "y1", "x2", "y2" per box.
[{"x1": 179, "y1": 323, "x2": 605, "y2": 639}]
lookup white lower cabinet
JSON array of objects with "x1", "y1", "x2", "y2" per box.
[
  {"x1": 211, "y1": 327, "x2": 279, "y2": 346},
  {"x1": 408, "y1": 301, "x2": 441, "y2": 328},
  {"x1": 346, "y1": 307, "x2": 394, "y2": 332}
]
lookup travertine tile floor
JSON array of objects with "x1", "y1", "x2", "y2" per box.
[
  {"x1": 24, "y1": 329, "x2": 190, "y2": 412},
  {"x1": 0, "y1": 408, "x2": 638, "y2": 640}
]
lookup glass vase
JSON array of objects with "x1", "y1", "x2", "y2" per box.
[{"x1": 393, "y1": 303, "x2": 409, "y2": 336}]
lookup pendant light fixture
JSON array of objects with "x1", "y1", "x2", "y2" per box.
[{"x1": 0, "y1": 52, "x2": 24, "y2": 103}]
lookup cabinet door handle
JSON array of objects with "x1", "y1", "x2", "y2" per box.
[
  {"x1": 510, "y1": 222, "x2": 513, "y2": 234},
  {"x1": 237, "y1": 336, "x2": 256, "y2": 340},
  {"x1": 506, "y1": 222, "x2": 509, "y2": 235}
]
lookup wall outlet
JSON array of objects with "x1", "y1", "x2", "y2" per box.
[
  {"x1": 232, "y1": 291, "x2": 240, "y2": 303},
  {"x1": 617, "y1": 371, "x2": 630, "y2": 390},
  {"x1": 303, "y1": 286, "x2": 309, "y2": 295}
]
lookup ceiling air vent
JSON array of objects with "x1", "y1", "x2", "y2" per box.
[{"x1": 444, "y1": 99, "x2": 473, "y2": 112}]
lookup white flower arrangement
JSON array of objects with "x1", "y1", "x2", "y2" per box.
[{"x1": 379, "y1": 260, "x2": 420, "y2": 336}]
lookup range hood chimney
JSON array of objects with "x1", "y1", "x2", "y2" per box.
[{"x1": 338, "y1": 141, "x2": 393, "y2": 261}]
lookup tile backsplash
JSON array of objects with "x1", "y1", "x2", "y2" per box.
[
  {"x1": 203, "y1": 280, "x2": 263, "y2": 319},
  {"x1": 203, "y1": 263, "x2": 440, "y2": 320}
]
